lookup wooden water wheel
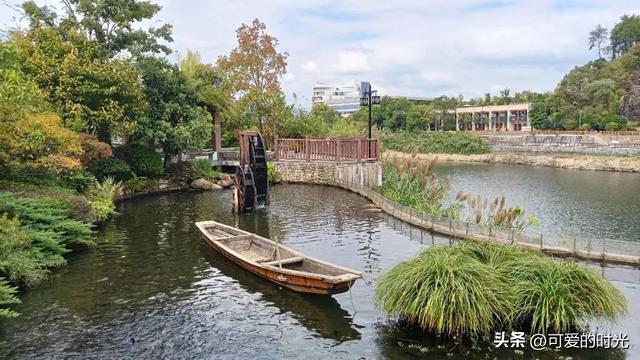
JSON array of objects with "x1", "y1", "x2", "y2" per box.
[{"x1": 233, "y1": 131, "x2": 269, "y2": 212}]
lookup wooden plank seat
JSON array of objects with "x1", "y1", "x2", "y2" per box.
[{"x1": 261, "y1": 256, "x2": 305, "y2": 266}]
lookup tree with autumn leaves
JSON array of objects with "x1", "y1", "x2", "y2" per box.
[{"x1": 218, "y1": 19, "x2": 291, "y2": 148}]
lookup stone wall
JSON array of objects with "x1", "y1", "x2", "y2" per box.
[
  {"x1": 490, "y1": 144, "x2": 640, "y2": 157},
  {"x1": 272, "y1": 161, "x2": 382, "y2": 187}
]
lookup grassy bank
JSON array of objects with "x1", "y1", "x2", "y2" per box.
[
  {"x1": 376, "y1": 241, "x2": 626, "y2": 337},
  {"x1": 382, "y1": 131, "x2": 491, "y2": 155}
]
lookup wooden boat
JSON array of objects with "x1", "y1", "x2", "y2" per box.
[{"x1": 195, "y1": 220, "x2": 362, "y2": 295}]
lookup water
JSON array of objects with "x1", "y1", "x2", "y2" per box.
[
  {"x1": 434, "y1": 162, "x2": 640, "y2": 242},
  {"x1": 0, "y1": 183, "x2": 639, "y2": 359}
]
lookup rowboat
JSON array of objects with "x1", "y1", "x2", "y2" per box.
[{"x1": 195, "y1": 220, "x2": 362, "y2": 295}]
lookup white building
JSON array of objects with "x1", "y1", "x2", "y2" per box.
[{"x1": 312, "y1": 81, "x2": 363, "y2": 116}]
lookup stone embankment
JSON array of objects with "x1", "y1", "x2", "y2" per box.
[{"x1": 384, "y1": 150, "x2": 640, "y2": 173}]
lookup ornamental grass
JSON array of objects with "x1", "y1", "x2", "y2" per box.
[{"x1": 375, "y1": 241, "x2": 627, "y2": 338}]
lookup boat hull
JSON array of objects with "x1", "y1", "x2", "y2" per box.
[{"x1": 201, "y1": 234, "x2": 354, "y2": 295}]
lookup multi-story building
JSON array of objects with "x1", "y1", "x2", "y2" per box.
[{"x1": 312, "y1": 81, "x2": 363, "y2": 116}]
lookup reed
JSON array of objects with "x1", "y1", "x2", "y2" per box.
[{"x1": 376, "y1": 241, "x2": 627, "y2": 338}]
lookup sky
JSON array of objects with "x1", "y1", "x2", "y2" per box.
[{"x1": 2, "y1": 0, "x2": 640, "y2": 107}]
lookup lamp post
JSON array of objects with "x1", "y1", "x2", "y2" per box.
[{"x1": 360, "y1": 82, "x2": 381, "y2": 139}]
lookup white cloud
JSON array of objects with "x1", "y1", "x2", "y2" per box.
[{"x1": 3, "y1": 0, "x2": 640, "y2": 106}]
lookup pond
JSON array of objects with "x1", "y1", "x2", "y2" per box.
[{"x1": 0, "y1": 182, "x2": 638, "y2": 359}]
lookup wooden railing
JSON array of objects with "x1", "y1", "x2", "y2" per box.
[{"x1": 273, "y1": 137, "x2": 380, "y2": 163}]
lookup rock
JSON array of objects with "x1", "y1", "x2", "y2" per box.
[
  {"x1": 217, "y1": 176, "x2": 234, "y2": 188},
  {"x1": 191, "y1": 178, "x2": 216, "y2": 190}
]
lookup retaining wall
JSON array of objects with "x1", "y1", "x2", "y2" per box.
[{"x1": 272, "y1": 161, "x2": 382, "y2": 187}]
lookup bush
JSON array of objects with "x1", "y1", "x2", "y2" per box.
[
  {"x1": 79, "y1": 133, "x2": 112, "y2": 167},
  {"x1": 605, "y1": 121, "x2": 620, "y2": 131},
  {"x1": 267, "y1": 163, "x2": 278, "y2": 184},
  {"x1": 114, "y1": 144, "x2": 164, "y2": 178},
  {"x1": 123, "y1": 176, "x2": 149, "y2": 194},
  {"x1": 376, "y1": 242, "x2": 626, "y2": 337},
  {"x1": 86, "y1": 177, "x2": 123, "y2": 222},
  {"x1": 0, "y1": 277, "x2": 20, "y2": 318},
  {"x1": 626, "y1": 120, "x2": 639, "y2": 130},
  {"x1": 90, "y1": 158, "x2": 134, "y2": 182},
  {"x1": 579, "y1": 123, "x2": 592, "y2": 131},
  {"x1": 383, "y1": 131, "x2": 490, "y2": 155},
  {"x1": 191, "y1": 159, "x2": 219, "y2": 179}
]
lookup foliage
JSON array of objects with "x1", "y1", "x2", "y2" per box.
[
  {"x1": 217, "y1": 19, "x2": 289, "y2": 146},
  {"x1": 627, "y1": 120, "x2": 639, "y2": 130},
  {"x1": 376, "y1": 242, "x2": 627, "y2": 337},
  {"x1": 382, "y1": 131, "x2": 490, "y2": 155},
  {"x1": 191, "y1": 159, "x2": 219, "y2": 179},
  {"x1": 0, "y1": 277, "x2": 20, "y2": 318},
  {"x1": 122, "y1": 176, "x2": 149, "y2": 194},
  {"x1": 0, "y1": 193, "x2": 94, "y2": 248},
  {"x1": 134, "y1": 57, "x2": 212, "y2": 164},
  {"x1": 376, "y1": 157, "x2": 459, "y2": 218},
  {"x1": 610, "y1": 14, "x2": 640, "y2": 59},
  {"x1": 1, "y1": 113, "x2": 82, "y2": 174},
  {"x1": 267, "y1": 163, "x2": 278, "y2": 184},
  {"x1": 10, "y1": 25, "x2": 146, "y2": 142},
  {"x1": 21, "y1": 0, "x2": 174, "y2": 60},
  {"x1": 90, "y1": 158, "x2": 134, "y2": 182},
  {"x1": 114, "y1": 144, "x2": 163, "y2": 178},
  {"x1": 455, "y1": 192, "x2": 535, "y2": 231},
  {"x1": 79, "y1": 133, "x2": 112, "y2": 168},
  {"x1": 164, "y1": 162, "x2": 201, "y2": 184},
  {"x1": 86, "y1": 177, "x2": 123, "y2": 221},
  {"x1": 588, "y1": 24, "x2": 609, "y2": 59}
]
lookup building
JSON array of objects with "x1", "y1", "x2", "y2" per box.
[
  {"x1": 312, "y1": 81, "x2": 363, "y2": 116},
  {"x1": 454, "y1": 103, "x2": 531, "y2": 132}
]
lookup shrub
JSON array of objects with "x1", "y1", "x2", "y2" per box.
[
  {"x1": 0, "y1": 193, "x2": 94, "y2": 248},
  {"x1": 191, "y1": 159, "x2": 219, "y2": 179},
  {"x1": 605, "y1": 121, "x2": 620, "y2": 131},
  {"x1": 90, "y1": 158, "x2": 134, "y2": 182},
  {"x1": 579, "y1": 123, "x2": 592, "y2": 131},
  {"x1": 114, "y1": 144, "x2": 164, "y2": 178},
  {"x1": 87, "y1": 177, "x2": 124, "y2": 222},
  {"x1": 267, "y1": 163, "x2": 278, "y2": 184},
  {"x1": 383, "y1": 131, "x2": 490, "y2": 155},
  {"x1": 123, "y1": 176, "x2": 149, "y2": 194},
  {"x1": 626, "y1": 120, "x2": 639, "y2": 130},
  {"x1": 0, "y1": 277, "x2": 20, "y2": 318},
  {"x1": 78, "y1": 133, "x2": 112, "y2": 167},
  {"x1": 165, "y1": 162, "x2": 200, "y2": 184},
  {"x1": 376, "y1": 242, "x2": 627, "y2": 338}
]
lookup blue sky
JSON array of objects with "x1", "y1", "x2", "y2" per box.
[{"x1": 2, "y1": 0, "x2": 639, "y2": 107}]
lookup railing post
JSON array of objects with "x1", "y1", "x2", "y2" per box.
[
  {"x1": 376, "y1": 139, "x2": 381, "y2": 161},
  {"x1": 305, "y1": 137, "x2": 310, "y2": 163},
  {"x1": 356, "y1": 137, "x2": 362, "y2": 163},
  {"x1": 336, "y1": 138, "x2": 342, "y2": 164},
  {"x1": 273, "y1": 136, "x2": 279, "y2": 161}
]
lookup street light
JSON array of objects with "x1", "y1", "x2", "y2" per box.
[{"x1": 360, "y1": 82, "x2": 381, "y2": 139}]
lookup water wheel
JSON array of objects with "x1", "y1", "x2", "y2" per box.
[
  {"x1": 233, "y1": 165, "x2": 256, "y2": 213},
  {"x1": 232, "y1": 131, "x2": 269, "y2": 213}
]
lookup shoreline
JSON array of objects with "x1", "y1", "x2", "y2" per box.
[{"x1": 384, "y1": 150, "x2": 640, "y2": 173}]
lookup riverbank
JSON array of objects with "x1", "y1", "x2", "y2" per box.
[{"x1": 384, "y1": 150, "x2": 640, "y2": 173}]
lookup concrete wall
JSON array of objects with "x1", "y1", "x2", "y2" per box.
[{"x1": 272, "y1": 161, "x2": 382, "y2": 187}]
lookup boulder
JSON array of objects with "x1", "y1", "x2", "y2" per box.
[
  {"x1": 217, "y1": 175, "x2": 234, "y2": 188},
  {"x1": 191, "y1": 178, "x2": 220, "y2": 191}
]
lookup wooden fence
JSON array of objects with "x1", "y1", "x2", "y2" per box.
[{"x1": 273, "y1": 137, "x2": 380, "y2": 163}]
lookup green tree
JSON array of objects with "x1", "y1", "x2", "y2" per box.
[
  {"x1": 11, "y1": 26, "x2": 146, "y2": 143},
  {"x1": 406, "y1": 104, "x2": 435, "y2": 131},
  {"x1": 589, "y1": 24, "x2": 609, "y2": 59},
  {"x1": 134, "y1": 57, "x2": 211, "y2": 166},
  {"x1": 22, "y1": 0, "x2": 173, "y2": 60},
  {"x1": 610, "y1": 14, "x2": 640, "y2": 59}
]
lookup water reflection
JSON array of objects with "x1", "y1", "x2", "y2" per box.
[{"x1": 201, "y1": 250, "x2": 362, "y2": 342}]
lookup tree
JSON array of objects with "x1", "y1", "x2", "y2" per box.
[
  {"x1": 406, "y1": 104, "x2": 435, "y2": 131},
  {"x1": 432, "y1": 96, "x2": 459, "y2": 131},
  {"x1": 588, "y1": 24, "x2": 609, "y2": 59},
  {"x1": 217, "y1": 19, "x2": 289, "y2": 146},
  {"x1": 610, "y1": 14, "x2": 640, "y2": 59},
  {"x1": 135, "y1": 57, "x2": 211, "y2": 166},
  {"x1": 310, "y1": 103, "x2": 339, "y2": 124},
  {"x1": 22, "y1": 0, "x2": 173, "y2": 60},
  {"x1": 11, "y1": 21, "x2": 146, "y2": 143}
]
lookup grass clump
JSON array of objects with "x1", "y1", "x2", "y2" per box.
[
  {"x1": 383, "y1": 131, "x2": 491, "y2": 155},
  {"x1": 376, "y1": 157, "x2": 459, "y2": 218},
  {"x1": 376, "y1": 241, "x2": 627, "y2": 338},
  {"x1": 191, "y1": 158, "x2": 220, "y2": 179},
  {"x1": 86, "y1": 177, "x2": 124, "y2": 222}
]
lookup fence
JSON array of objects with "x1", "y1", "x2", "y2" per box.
[
  {"x1": 273, "y1": 137, "x2": 380, "y2": 163},
  {"x1": 333, "y1": 178, "x2": 640, "y2": 265}
]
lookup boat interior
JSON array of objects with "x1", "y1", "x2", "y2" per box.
[{"x1": 203, "y1": 223, "x2": 347, "y2": 276}]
